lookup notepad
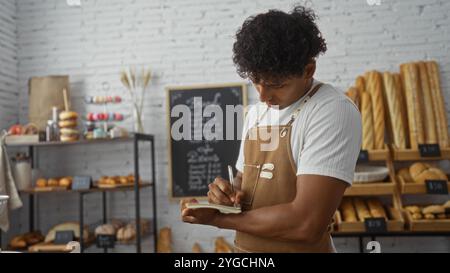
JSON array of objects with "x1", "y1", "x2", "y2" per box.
[{"x1": 186, "y1": 202, "x2": 242, "y2": 214}]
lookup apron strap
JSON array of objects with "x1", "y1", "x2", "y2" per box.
[{"x1": 286, "y1": 83, "x2": 323, "y2": 127}]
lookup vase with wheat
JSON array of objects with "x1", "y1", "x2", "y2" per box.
[{"x1": 120, "y1": 67, "x2": 152, "y2": 134}]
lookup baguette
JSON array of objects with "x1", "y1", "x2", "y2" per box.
[
  {"x1": 367, "y1": 199, "x2": 387, "y2": 220},
  {"x1": 366, "y1": 71, "x2": 386, "y2": 149},
  {"x1": 345, "y1": 87, "x2": 360, "y2": 109},
  {"x1": 382, "y1": 72, "x2": 407, "y2": 149},
  {"x1": 340, "y1": 198, "x2": 358, "y2": 222},
  {"x1": 426, "y1": 61, "x2": 449, "y2": 148},
  {"x1": 361, "y1": 92, "x2": 375, "y2": 150},
  {"x1": 355, "y1": 76, "x2": 366, "y2": 93},
  {"x1": 353, "y1": 198, "x2": 372, "y2": 221},
  {"x1": 157, "y1": 227, "x2": 172, "y2": 253},
  {"x1": 400, "y1": 63, "x2": 425, "y2": 148},
  {"x1": 418, "y1": 62, "x2": 438, "y2": 144},
  {"x1": 393, "y1": 73, "x2": 410, "y2": 148}
]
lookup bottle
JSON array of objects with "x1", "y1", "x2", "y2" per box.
[
  {"x1": 46, "y1": 120, "x2": 55, "y2": 141},
  {"x1": 52, "y1": 106, "x2": 60, "y2": 140}
]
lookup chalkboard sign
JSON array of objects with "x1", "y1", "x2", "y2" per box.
[
  {"x1": 54, "y1": 230, "x2": 75, "y2": 244},
  {"x1": 72, "y1": 176, "x2": 92, "y2": 190},
  {"x1": 419, "y1": 144, "x2": 441, "y2": 157},
  {"x1": 167, "y1": 83, "x2": 247, "y2": 198},
  {"x1": 357, "y1": 150, "x2": 369, "y2": 164},
  {"x1": 425, "y1": 180, "x2": 449, "y2": 194},
  {"x1": 364, "y1": 218, "x2": 387, "y2": 233},
  {"x1": 96, "y1": 235, "x2": 116, "y2": 248}
]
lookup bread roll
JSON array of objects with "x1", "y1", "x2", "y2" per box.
[
  {"x1": 340, "y1": 198, "x2": 358, "y2": 222},
  {"x1": 47, "y1": 178, "x2": 59, "y2": 187},
  {"x1": 426, "y1": 61, "x2": 449, "y2": 148},
  {"x1": 157, "y1": 227, "x2": 172, "y2": 253},
  {"x1": 418, "y1": 62, "x2": 438, "y2": 144},
  {"x1": 383, "y1": 72, "x2": 407, "y2": 149},
  {"x1": 398, "y1": 168, "x2": 413, "y2": 183},
  {"x1": 361, "y1": 92, "x2": 375, "y2": 150},
  {"x1": 405, "y1": 205, "x2": 421, "y2": 214},
  {"x1": 366, "y1": 71, "x2": 386, "y2": 149},
  {"x1": 367, "y1": 199, "x2": 387, "y2": 219},
  {"x1": 36, "y1": 178, "x2": 47, "y2": 188},
  {"x1": 400, "y1": 63, "x2": 425, "y2": 148},
  {"x1": 95, "y1": 224, "x2": 115, "y2": 236},
  {"x1": 443, "y1": 200, "x2": 450, "y2": 209},
  {"x1": 9, "y1": 235, "x2": 27, "y2": 249},
  {"x1": 45, "y1": 222, "x2": 89, "y2": 243},
  {"x1": 424, "y1": 213, "x2": 435, "y2": 220},
  {"x1": 192, "y1": 243, "x2": 202, "y2": 253},
  {"x1": 353, "y1": 198, "x2": 372, "y2": 221},
  {"x1": 412, "y1": 212, "x2": 423, "y2": 220},
  {"x1": 215, "y1": 237, "x2": 233, "y2": 253},
  {"x1": 422, "y1": 205, "x2": 445, "y2": 215},
  {"x1": 409, "y1": 162, "x2": 447, "y2": 184},
  {"x1": 393, "y1": 73, "x2": 410, "y2": 148}
]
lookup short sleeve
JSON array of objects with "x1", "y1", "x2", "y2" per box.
[{"x1": 297, "y1": 99, "x2": 362, "y2": 185}]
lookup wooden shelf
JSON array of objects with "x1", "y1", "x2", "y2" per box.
[
  {"x1": 19, "y1": 182, "x2": 153, "y2": 195},
  {"x1": 334, "y1": 208, "x2": 405, "y2": 232},
  {"x1": 397, "y1": 175, "x2": 450, "y2": 194},
  {"x1": 404, "y1": 210, "x2": 450, "y2": 232},
  {"x1": 344, "y1": 181, "x2": 395, "y2": 196},
  {"x1": 367, "y1": 149, "x2": 389, "y2": 161},
  {"x1": 392, "y1": 148, "x2": 450, "y2": 161}
]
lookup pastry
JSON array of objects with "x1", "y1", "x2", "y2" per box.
[
  {"x1": 365, "y1": 71, "x2": 385, "y2": 150},
  {"x1": 157, "y1": 227, "x2": 172, "y2": 253},
  {"x1": 59, "y1": 177, "x2": 72, "y2": 187},
  {"x1": 422, "y1": 205, "x2": 445, "y2": 215},
  {"x1": 340, "y1": 198, "x2": 357, "y2": 222},
  {"x1": 418, "y1": 62, "x2": 438, "y2": 144},
  {"x1": 412, "y1": 212, "x2": 423, "y2": 220},
  {"x1": 117, "y1": 224, "x2": 136, "y2": 242},
  {"x1": 409, "y1": 162, "x2": 447, "y2": 184},
  {"x1": 400, "y1": 63, "x2": 425, "y2": 148},
  {"x1": 47, "y1": 178, "x2": 59, "y2": 187},
  {"x1": 424, "y1": 213, "x2": 435, "y2": 220},
  {"x1": 23, "y1": 231, "x2": 45, "y2": 245},
  {"x1": 36, "y1": 178, "x2": 47, "y2": 188},
  {"x1": 361, "y1": 92, "x2": 375, "y2": 150},
  {"x1": 9, "y1": 235, "x2": 27, "y2": 249},
  {"x1": 215, "y1": 237, "x2": 233, "y2": 253},
  {"x1": 367, "y1": 199, "x2": 387, "y2": 219},
  {"x1": 353, "y1": 198, "x2": 372, "y2": 221},
  {"x1": 426, "y1": 61, "x2": 449, "y2": 148},
  {"x1": 398, "y1": 168, "x2": 413, "y2": 183},
  {"x1": 383, "y1": 72, "x2": 407, "y2": 149},
  {"x1": 95, "y1": 224, "x2": 116, "y2": 236},
  {"x1": 405, "y1": 205, "x2": 421, "y2": 214},
  {"x1": 59, "y1": 111, "x2": 78, "y2": 120},
  {"x1": 192, "y1": 243, "x2": 202, "y2": 253},
  {"x1": 58, "y1": 120, "x2": 78, "y2": 128}
]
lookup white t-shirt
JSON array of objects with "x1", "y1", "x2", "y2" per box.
[{"x1": 235, "y1": 80, "x2": 362, "y2": 185}]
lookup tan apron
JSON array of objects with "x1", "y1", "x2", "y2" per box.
[{"x1": 235, "y1": 83, "x2": 334, "y2": 253}]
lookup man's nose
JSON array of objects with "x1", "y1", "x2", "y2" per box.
[{"x1": 258, "y1": 86, "x2": 272, "y2": 102}]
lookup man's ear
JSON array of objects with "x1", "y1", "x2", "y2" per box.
[{"x1": 304, "y1": 61, "x2": 316, "y2": 79}]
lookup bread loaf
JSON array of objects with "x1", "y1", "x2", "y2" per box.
[
  {"x1": 426, "y1": 61, "x2": 449, "y2": 148},
  {"x1": 340, "y1": 198, "x2": 358, "y2": 222},
  {"x1": 398, "y1": 168, "x2": 413, "y2": 183},
  {"x1": 393, "y1": 73, "x2": 410, "y2": 148},
  {"x1": 409, "y1": 162, "x2": 447, "y2": 184},
  {"x1": 157, "y1": 227, "x2": 172, "y2": 253},
  {"x1": 354, "y1": 198, "x2": 372, "y2": 221},
  {"x1": 422, "y1": 205, "x2": 445, "y2": 215},
  {"x1": 400, "y1": 63, "x2": 425, "y2": 148},
  {"x1": 345, "y1": 87, "x2": 360, "y2": 109},
  {"x1": 355, "y1": 76, "x2": 366, "y2": 93},
  {"x1": 418, "y1": 62, "x2": 438, "y2": 144},
  {"x1": 366, "y1": 71, "x2": 386, "y2": 149},
  {"x1": 361, "y1": 92, "x2": 375, "y2": 150},
  {"x1": 45, "y1": 222, "x2": 89, "y2": 243},
  {"x1": 383, "y1": 72, "x2": 407, "y2": 149},
  {"x1": 367, "y1": 199, "x2": 387, "y2": 219}
]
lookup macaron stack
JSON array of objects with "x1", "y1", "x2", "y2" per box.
[{"x1": 59, "y1": 111, "x2": 80, "y2": 142}]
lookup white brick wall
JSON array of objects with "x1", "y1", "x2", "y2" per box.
[
  {"x1": 2, "y1": 0, "x2": 450, "y2": 252},
  {"x1": 0, "y1": 0, "x2": 18, "y2": 130}
]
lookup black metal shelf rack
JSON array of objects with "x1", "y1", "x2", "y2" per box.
[{"x1": 1, "y1": 133, "x2": 157, "y2": 253}]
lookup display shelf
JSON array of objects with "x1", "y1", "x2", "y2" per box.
[
  {"x1": 403, "y1": 210, "x2": 450, "y2": 232},
  {"x1": 344, "y1": 181, "x2": 395, "y2": 196},
  {"x1": 396, "y1": 175, "x2": 450, "y2": 195},
  {"x1": 365, "y1": 149, "x2": 389, "y2": 161},
  {"x1": 19, "y1": 182, "x2": 153, "y2": 195},
  {"x1": 5, "y1": 135, "x2": 147, "y2": 147},
  {"x1": 391, "y1": 148, "x2": 450, "y2": 161}
]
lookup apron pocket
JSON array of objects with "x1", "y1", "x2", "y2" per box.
[{"x1": 241, "y1": 163, "x2": 261, "y2": 208}]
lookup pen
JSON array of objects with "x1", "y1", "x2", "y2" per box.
[{"x1": 227, "y1": 165, "x2": 236, "y2": 206}]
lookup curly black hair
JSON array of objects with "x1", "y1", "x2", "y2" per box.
[{"x1": 232, "y1": 6, "x2": 327, "y2": 83}]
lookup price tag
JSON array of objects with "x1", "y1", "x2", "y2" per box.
[
  {"x1": 357, "y1": 150, "x2": 369, "y2": 164},
  {"x1": 419, "y1": 144, "x2": 441, "y2": 157},
  {"x1": 364, "y1": 218, "x2": 387, "y2": 233},
  {"x1": 96, "y1": 235, "x2": 116, "y2": 249},
  {"x1": 54, "y1": 230, "x2": 75, "y2": 244},
  {"x1": 425, "y1": 180, "x2": 448, "y2": 194},
  {"x1": 72, "y1": 176, "x2": 92, "y2": 190}
]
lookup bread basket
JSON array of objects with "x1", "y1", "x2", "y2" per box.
[{"x1": 353, "y1": 165, "x2": 389, "y2": 183}]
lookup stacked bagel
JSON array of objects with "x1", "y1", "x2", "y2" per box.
[{"x1": 59, "y1": 111, "x2": 80, "y2": 142}]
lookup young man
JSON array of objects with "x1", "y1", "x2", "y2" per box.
[{"x1": 181, "y1": 6, "x2": 361, "y2": 253}]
